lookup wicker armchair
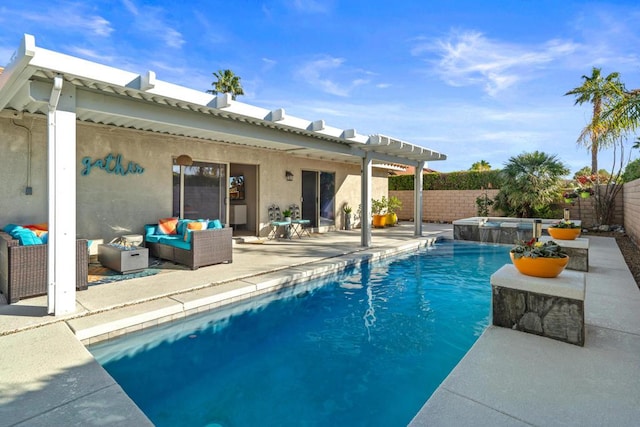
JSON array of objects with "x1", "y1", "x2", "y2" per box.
[
  {"x1": 0, "y1": 232, "x2": 88, "y2": 303},
  {"x1": 145, "y1": 226, "x2": 233, "y2": 270}
]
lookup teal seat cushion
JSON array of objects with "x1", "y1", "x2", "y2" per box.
[
  {"x1": 145, "y1": 234, "x2": 161, "y2": 243},
  {"x1": 176, "y1": 219, "x2": 192, "y2": 236},
  {"x1": 157, "y1": 235, "x2": 190, "y2": 250},
  {"x1": 208, "y1": 219, "x2": 223, "y2": 229},
  {"x1": 11, "y1": 228, "x2": 43, "y2": 246},
  {"x1": 144, "y1": 224, "x2": 158, "y2": 237},
  {"x1": 3, "y1": 224, "x2": 21, "y2": 234}
]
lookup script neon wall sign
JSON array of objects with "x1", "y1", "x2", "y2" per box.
[{"x1": 81, "y1": 153, "x2": 144, "y2": 176}]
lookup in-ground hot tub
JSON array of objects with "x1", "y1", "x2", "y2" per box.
[{"x1": 452, "y1": 217, "x2": 582, "y2": 245}]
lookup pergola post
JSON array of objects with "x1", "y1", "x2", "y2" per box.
[
  {"x1": 47, "y1": 77, "x2": 78, "y2": 315},
  {"x1": 361, "y1": 154, "x2": 373, "y2": 247},
  {"x1": 414, "y1": 161, "x2": 426, "y2": 236}
]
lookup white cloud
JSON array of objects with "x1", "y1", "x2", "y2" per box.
[
  {"x1": 8, "y1": 5, "x2": 114, "y2": 37},
  {"x1": 121, "y1": 0, "x2": 138, "y2": 15},
  {"x1": 262, "y1": 57, "x2": 277, "y2": 70},
  {"x1": 296, "y1": 56, "x2": 370, "y2": 97},
  {"x1": 121, "y1": 0, "x2": 185, "y2": 49},
  {"x1": 413, "y1": 30, "x2": 579, "y2": 96},
  {"x1": 288, "y1": 0, "x2": 332, "y2": 14},
  {"x1": 68, "y1": 47, "x2": 114, "y2": 62}
]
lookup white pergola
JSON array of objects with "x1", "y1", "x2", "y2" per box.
[{"x1": 0, "y1": 34, "x2": 446, "y2": 315}]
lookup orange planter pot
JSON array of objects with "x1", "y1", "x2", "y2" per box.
[
  {"x1": 510, "y1": 253, "x2": 569, "y2": 278},
  {"x1": 548, "y1": 227, "x2": 581, "y2": 240},
  {"x1": 372, "y1": 214, "x2": 387, "y2": 228}
]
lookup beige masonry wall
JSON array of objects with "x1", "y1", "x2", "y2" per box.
[
  {"x1": 390, "y1": 189, "x2": 501, "y2": 223},
  {"x1": 0, "y1": 116, "x2": 387, "y2": 241},
  {"x1": 562, "y1": 186, "x2": 624, "y2": 228},
  {"x1": 624, "y1": 178, "x2": 640, "y2": 246},
  {"x1": 391, "y1": 187, "x2": 628, "y2": 230}
]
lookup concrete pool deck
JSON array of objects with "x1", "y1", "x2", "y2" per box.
[{"x1": 1, "y1": 223, "x2": 639, "y2": 426}]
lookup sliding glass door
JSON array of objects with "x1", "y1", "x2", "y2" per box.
[
  {"x1": 173, "y1": 161, "x2": 227, "y2": 223},
  {"x1": 302, "y1": 170, "x2": 335, "y2": 228}
]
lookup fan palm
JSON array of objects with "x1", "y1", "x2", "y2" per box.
[
  {"x1": 469, "y1": 160, "x2": 491, "y2": 171},
  {"x1": 565, "y1": 67, "x2": 625, "y2": 174},
  {"x1": 207, "y1": 69, "x2": 245, "y2": 100},
  {"x1": 494, "y1": 151, "x2": 569, "y2": 218}
]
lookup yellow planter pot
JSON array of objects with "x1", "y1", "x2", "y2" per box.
[
  {"x1": 510, "y1": 253, "x2": 569, "y2": 278},
  {"x1": 548, "y1": 227, "x2": 581, "y2": 240},
  {"x1": 385, "y1": 213, "x2": 397, "y2": 226},
  {"x1": 372, "y1": 214, "x2": 387, "y2": 228}
]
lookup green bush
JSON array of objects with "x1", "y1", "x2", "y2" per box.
[
  {"x1": 622, "y1": 158, "x2": 640, "y2": 182},
  {"x1": 389, "y1": 170, "x2": 503, "y2": 190}
]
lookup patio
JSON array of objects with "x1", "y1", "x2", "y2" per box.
[{"x1": 1, "y1": 224, "x2": 639, "y2": 425}]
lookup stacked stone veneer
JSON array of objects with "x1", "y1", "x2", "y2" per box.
[{"x1": 491, "y1": 265, "x2": 586, "y2": 346}]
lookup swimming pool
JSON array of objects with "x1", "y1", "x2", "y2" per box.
[{"x1": 89, "y1": 240, "x2": 511, "y2": 426}]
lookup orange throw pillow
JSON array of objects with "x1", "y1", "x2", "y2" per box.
[
  {"x1": 183, "y1": 221, "x2": 207, "y2": 242},
  {"x1": 187, "y1": 221, "x2": 207, "y2": 231},
  {"x1": 158, "y1": 217, "x2": 179, "y2": 235}
]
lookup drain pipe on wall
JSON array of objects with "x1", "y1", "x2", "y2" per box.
[
  {"x1": 10, "y1": 117, "x2": 34, "y2": 195},
  {"x1": 47, "y1": 75, "x2": 63, "y2": 315}
]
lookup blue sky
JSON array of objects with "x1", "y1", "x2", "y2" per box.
[{"x1": 1, "y1": 0, "x2": 639, "y2": 174}]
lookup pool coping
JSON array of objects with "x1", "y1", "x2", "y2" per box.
[{"x1": 70, "y1": 237, "x2": 439, "y2": 345}]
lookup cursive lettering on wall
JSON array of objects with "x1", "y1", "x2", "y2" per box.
[{"x1": 81, "y1": 153, "x2": 145, "y2": 176}]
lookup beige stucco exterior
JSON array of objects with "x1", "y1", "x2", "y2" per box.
[{"x1": 1, "y1": 116, "x2": 389, "y2": 242}]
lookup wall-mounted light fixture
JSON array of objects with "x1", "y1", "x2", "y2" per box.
[
  {"x1": 285, "y1": 171, "x2": 294, "y2": 181},
  {"x1": 175, "y1": 154, "x2": 193, "y2": 166}
]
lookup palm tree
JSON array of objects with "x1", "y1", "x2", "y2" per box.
[
  {"x1": 207, "y1": 69, "x2": 245, "y2": 100},
  {"x1": 469, "y1": 160, "x2": 491, "y2": 171},
  {"x1": 603, "y1": 89, "x2": 640, "y2": 142},
  {"x1": 565, "y1": 67, "x2": 625, "y2": 174},
  {"x1": 494, "y1": 151, "x2": 569, "y2": 218}
]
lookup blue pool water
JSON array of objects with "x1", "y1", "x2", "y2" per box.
[{"x1": 89, "y1": 240, "x2": 510, "y2": 426}]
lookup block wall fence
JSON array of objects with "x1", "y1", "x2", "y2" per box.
[
  {"x1": 389, "y1": 189, "x2": 501, "y2": 224},
  {"x1": 391, "y1": 181, "x2": 639, "y2": 246},
  {"x1": 624, "y1": 179, "x2": 640, "y2": 247}
]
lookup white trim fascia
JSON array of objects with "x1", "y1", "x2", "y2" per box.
[
  {"x1": 0, "y1": 34, "x2": 37, "y2": 110},
  {"x1": 3, "y1": 34, "x2": 447, "y2": 164}
]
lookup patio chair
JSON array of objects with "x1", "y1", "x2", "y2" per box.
[
  {"x1": 268, "y1": 204, "x2": 292, "y2": 239},
  {"x1": 289, "y1": 204, "x2": 311, "y2": 237}
]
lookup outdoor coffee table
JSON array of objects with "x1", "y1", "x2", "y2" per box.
[{"x1": 98, "y1": 243, "x2": 149, "y2": 274}]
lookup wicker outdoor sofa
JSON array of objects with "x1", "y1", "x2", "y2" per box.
[
  {"x1": 144, "y1": 225, "x2": 233, "y2": 270},
  {"x1": 0, "y1": 231, "x2": 88, "y2": 303}
]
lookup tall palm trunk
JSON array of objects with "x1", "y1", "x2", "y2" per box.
[{"x1": 590, "y1": 97, "x2": 602, "y2": 174}]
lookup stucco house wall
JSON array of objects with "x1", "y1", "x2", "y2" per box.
[{"x1": 0, "y1": 116, "x2": 388, "y2": 242}]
